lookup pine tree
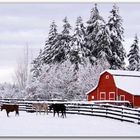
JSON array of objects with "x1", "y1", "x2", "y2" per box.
[
  {"x1": 53, "y1": 17, "x2": 72, "y2": 63},
  {"x1": 42, "y1": 21, "x2": 58, "y2": 64},
  {"x1": 85, "y1": 4, "x2": 105, "y2": 64},
  {"x1": 31, "y1": 49, "x2": 43, "y2": 78},
  {"x1": 62, "y1": 17, "x2": 71, "y2": 35},
  {"x1": 127, "y1": 34, "x2": 140, "y2": 71},
  {"x1": 69, "y1": 16, "x2": 86, "y2": 71},
  {"x1": 31, "y1": 21, "x2": 58, "y2": 78},
  {"x1": 95, "y1": 24, "x2": 112, "y2": 61},
  {"x1": 107, "y1": 4, "x2": 126, "y2": 70},
  {"x1": 45, "y1": 21, "x2": 58, "y2": 46}
]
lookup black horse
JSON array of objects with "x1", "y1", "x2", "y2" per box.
[{"x1": 49, "y1": 103, "x2": 66, "y2": 118}]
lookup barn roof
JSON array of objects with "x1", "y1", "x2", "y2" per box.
[
  {"x1": 107, "y1": 70, "x2": 140, "y2": 95},
  {"x1": 86, "y1": 69, "x2": 140, "y2": 96},
  {"x1": 104, "y1": 69, "x2": 140, "y2": 77}
]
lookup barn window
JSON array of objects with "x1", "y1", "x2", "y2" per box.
[
  {"x1": 100, "y1": 92, "x2": 106, "y2": 100},
  {"x1": 92, "y1": 96, "x2": 94, "y2": 100},
  {"x1": 120, "y1": 95, "x2": 125, "y2": 101},
  {"x1": 109, "y1": 92, "x2": 115, "y2": 100},
  {"x1": 106, "y1": 75, "x2": 109, "y2": 79}
]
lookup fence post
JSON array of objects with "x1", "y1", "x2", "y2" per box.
[
  {"x1": 138, "y1": 110, "x2": 140, "y2": 125},
  {"x1": 78, "y1": 103, "x2": 80, "y2": 113},
  {"x1": 106, "y1": 106, "x2": 108, "y2": 117},
  {"x1": 91, "y1": 105, "x2": 94, "y2": 115},
  {"x1": 121, "y1": 107, "x2": 123, "y2": 121},
  {"x1": 91, "y1": 104, "x2": 94, "y2": 116}
]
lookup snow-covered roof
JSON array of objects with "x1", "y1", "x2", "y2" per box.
[
  {"x1": 104, "y1": 69, "x2": 140, "y2": 77},
  {"x1": 114, "y1": 75, "x2": 140, "y2": 95},
  {"x1": 109, "y1": 70, "x2": 140, "y2": 95},
  {"x1": 86, "y1": 69, "x2": 140, "y2": 96}
]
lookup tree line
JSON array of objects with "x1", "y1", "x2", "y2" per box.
[
  {"x1": 28, "y1": 4, "x2": 140, "y2": 100},
  {"x1": 12, "y1": 4, "x2": 140, "y2": 100}
]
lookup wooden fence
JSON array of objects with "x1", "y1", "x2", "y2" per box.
[{"x1": 0, "y1": 98, "x2": 140, "y2": 125}]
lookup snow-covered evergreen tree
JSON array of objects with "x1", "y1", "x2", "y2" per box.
[
  {"x1": 45, "y1": 21, "x2": 58, "y2": 46},
  {"x1": 41, "y1": 21, "x2": 58, "y2": 64},
  {"x1": 85, "y1": 4, "x2": 105, "y2": 64},
  {"x1": 95, "y1": 24, "x2": 112, "y2": 61},
  {"x1": 70, "y1": 16, "x2": 86, "y2": 71},
  {"x1": 31, "y1": 49, "x2": 43, "y2": 78},
  {"x1": 107, "y1": 4, "x2": 126, "y2": 70},
  {"x1": 43, "y1": 21, "x2": 58, "y2": 63},
  {"x1": 31, "y1": 21, "x2": 58, "y2": 78},
  {"x1": 39, "y1": 17, "x2": 72, "y2": 65},
  {"x1": 127, "y1": 34, "x2": 140, "y2": 71},
  {"x1": 52, "y1": 17, "x2": 72, "y2": 63},
  {"x1": 62, "y1": 17, "x2": 71, "y2": 35}
]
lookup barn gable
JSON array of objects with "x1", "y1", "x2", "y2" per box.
[{"x1": 86, "y1": 71, "x2": 114, "y2": 95}]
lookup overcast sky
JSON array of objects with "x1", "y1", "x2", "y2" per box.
[{"x1": 0, "y1": 3, "x2": 139, "y2": 83}]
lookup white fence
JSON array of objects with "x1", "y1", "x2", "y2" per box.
[{"x1": 0, "y1": 98, "x2": 140, "y2": 125}]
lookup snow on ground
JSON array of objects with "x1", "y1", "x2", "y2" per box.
[{"x1": 0, "y1": 111, "x2": 140, "y2": 137}]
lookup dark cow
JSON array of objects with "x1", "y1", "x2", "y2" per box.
[
  {"x1": 49, "y1": 103, "x2": 66, "y2": 118},
  {"x1": 1, "y1": 104, "x2": 19, "y2": 117}
]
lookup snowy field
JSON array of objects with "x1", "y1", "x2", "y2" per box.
[{"x1": 0, "y1": 111, "x2": 140, "y2": 137}]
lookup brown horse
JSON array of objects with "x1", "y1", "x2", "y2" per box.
[
  {"x1": 32, "y1": 103, "x2": 48, "y2": 115},
  {"x1": 1, "y1": 104, "x2": 19, "y2": 117}
]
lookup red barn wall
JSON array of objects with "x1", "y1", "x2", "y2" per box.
[
  {"x1": 134, "y1": 96, "x2": 140, "y2": 107},
  {"x1": 117, "y1": 88, "x2": 133, "y2": 105}
]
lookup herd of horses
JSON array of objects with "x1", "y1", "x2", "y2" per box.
[{"x1": 0, "y1": 103, "x2": 66, "y2": 117}]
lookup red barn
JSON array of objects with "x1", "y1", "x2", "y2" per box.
[{"x1": 86, "y1": 70, "x2": 140, "y2": 108}]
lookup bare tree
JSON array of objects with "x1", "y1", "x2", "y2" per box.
[{"x1": 13, "y1": 43, "x2": 31, "y2": 91}]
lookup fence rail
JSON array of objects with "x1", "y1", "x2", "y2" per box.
[{"x1": 0, "y1": 98, "x2": 140, "y2": 125}]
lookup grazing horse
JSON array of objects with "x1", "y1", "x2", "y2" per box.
[
  {"x1": 49, "y1": 103, "x2": 66, "y2": 118},
  {"x1": 1, "y1": 104, "x2": 19, "y2": 117},
  {"x1": 32, "y1": 103, "x2": 48, "y2": 115}
]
